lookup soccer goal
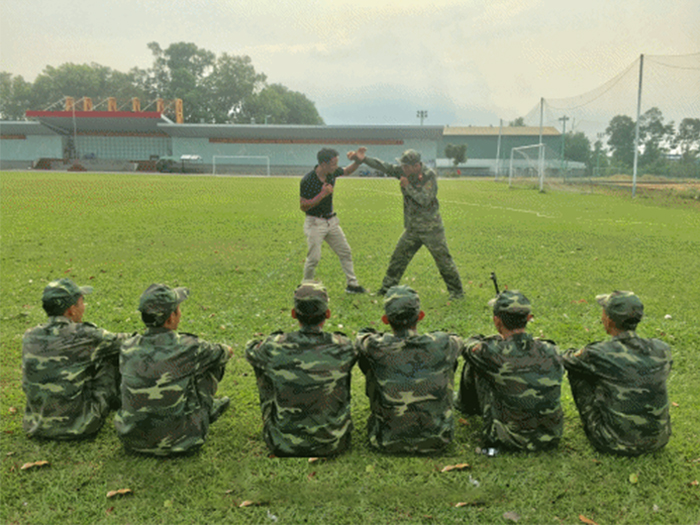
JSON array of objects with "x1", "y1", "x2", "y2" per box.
[
  {"x1": 212, "y1": 155, "x2": 271, "y2": 176},
  {"x1": 509, "y1": 144, "x2": 546, "y2": 191}
]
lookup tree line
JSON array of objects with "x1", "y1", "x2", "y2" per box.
[
  {"x1": 559, "y1": 109, "x2": 699, "y2": 178},
  {"x1": 0, "y1": 42, "x2": 324, "y2": 125}
]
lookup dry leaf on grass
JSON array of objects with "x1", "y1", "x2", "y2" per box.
[
  {"x1": 672, "y1": 402, "x2": 679, "y2": 407},
  {"x1": 688, "y1": 480, "x2": 699, "y2": 487},
  {"x1": 579, "y1": 514, "x2": 599, "y2": 525},
  {"x1": 440, "y1": 463, "x2": 470, "y2": 473},
  {"x1": 106, "y1": 488, "x2": 133, "y2": 498},
  {"x1": 307, "y1": 471, "x2": 316, "y2": 480},
  {"x1": 20, "y1": 461, "x2": 49, "y2": 470},
  {"x1": 503, "y1": 511, "x2": 520, "y2": 522},
  {"x1": 454, "y1": 502, "x2": 469, "y2": 508},
  {"x1": 308, "y1": 457, "x2": 319, "y2": 463},
  {"x1": 8, "y1": 407, "x2": 17, "y2": 414},
  {"x1": 239, "y1": 500, "x2": 255, "y2": 508}
]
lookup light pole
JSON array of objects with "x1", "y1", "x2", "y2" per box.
[{"x1": 416, "y1": 110, "x2": 428, "y2": 125}]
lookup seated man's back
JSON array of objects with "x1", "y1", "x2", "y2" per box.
[
  {"x1": 22, "y1": 278, "x2": 126, "y2": 440},
  {"x1": 357, "y1": 329, "x2": 462, "y2": 454},
  {"x1": 355, "y1": 285, "x2": 462, "y2": 454},
  {"x1": 115, "y1": 284, "x2": 231, "y2": 456},
  {"x1": 458, "y1": 290, "x2": 564, "y2": 452},
  {"x1": 245, "y1": 282, "x2": 357, "y2": 457},
  {"x1": 563, "y1": 291, "x2": 672, "y2": 456},
  {"x1": 463, "y1": 332, "x2": 564, "y2": 451}
]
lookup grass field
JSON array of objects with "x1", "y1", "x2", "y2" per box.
[{"x1": 1, "y1": 171, "x2": 699, "y2": 525}]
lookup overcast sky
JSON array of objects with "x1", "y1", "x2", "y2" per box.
[{"x1": 1, "y1": 0, "x2": 698, "y2": 126}]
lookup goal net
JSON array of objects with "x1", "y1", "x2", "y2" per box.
[
  {"x1": 508, "y1": 143, "x2": 585, "y2": 192},
  {"x1": 212, "y1": 155, "x2": 271, "y2": 176}
]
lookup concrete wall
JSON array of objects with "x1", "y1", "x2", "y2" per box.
[
  {"x1": 171, "y1": 137, "x2": 438, "y2": 175},
  {"x1": 0, "y1": 135, "x2": 62, "y2": 167}
]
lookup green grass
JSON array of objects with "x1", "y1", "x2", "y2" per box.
[{"x1": 1, "y1": 171, "x2": 699, "y2": 524}]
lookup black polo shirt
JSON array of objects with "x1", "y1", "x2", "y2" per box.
[{"x1": 300, "y1": 167, "x2": 343, "y2": 218}]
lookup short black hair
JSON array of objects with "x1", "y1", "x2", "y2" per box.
[
  {"x1": 618, "y1": 318, "x2": 641, "y2": 331},
  {"x1": 296, "y1": 311, "x2": 327, "y2": 327},
  {"x1": 141, "y1": 311, "x2": 169, "y2": 327},
  {"x1": 317, "y1": 148, "x2": 339, "y2": 165},
  {"x1": 497, "y1": 312, "x2": 529, "y2": 330},
  {"x1": 387, "y1": 311, "x2": 420, "y2": 330}
]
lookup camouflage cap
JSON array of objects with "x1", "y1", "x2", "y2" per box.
[
  {"x1": 294, "y1": 282, "x2": 329, "y2": 318},
  {"x1": 42, "y1": 278, "x2": 93, "y2": 311},
  {"x1": 488, "y1": 290, "x2": 532, "y2": 316},
  {"x1": 138, "y1": 283, "x2": 189, "y2": 321},
  {"x1": 396, "y1": 149, "x2": 421, "y2": 165},
  {"x1": 596, "y1": 290, "x2": 643, "y2": 325},
  {"x1": 384, "y1": 285, "x2": 421, "y2": 322}
]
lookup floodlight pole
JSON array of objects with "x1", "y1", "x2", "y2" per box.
[
  {"x1": 417, "y1": 110, "x2": 428, "y2": 125},
  {"x1": 632, "y1": 54, "x2": 644, "y2": 198}
]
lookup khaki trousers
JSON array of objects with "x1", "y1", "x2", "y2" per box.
[{"x1": 303, "y1": 215, "x2": 358, "y2": 286}]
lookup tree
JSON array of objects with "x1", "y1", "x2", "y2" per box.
[
  {"x1": 237, "y1": 84, "x2": 323, "y2": 125},
  {"x1": 509, "y1": 117, "x2": 525, "y2": 127},
  {"x1": 563, "y1": 131, "x2": 591, "y2": 167},
  {"x1": 0, "y1": 72, "x2": 32, "y2": 120},
  {"x1": 675, "y1": 117, "x2": 700, "y2": 162},
  {"x1": 204, "y1": 53, "x2": 266, "y2": 123},
  {"x1": 26, "y1": 63, "x2": 146, "y2": 112},
  {"x1": 605, "y1": 115, "x2": 636, "y2": 167},
  {"x1": 638, "y1": 107, "x2": 674, "y2": 166},
  {"x1": 444, "y1": 143, "x2": 468, "y2": 166}
]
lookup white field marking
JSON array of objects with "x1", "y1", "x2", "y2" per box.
[{"x1": 360, "y1": 187, "x2": 558, "y2": 220}]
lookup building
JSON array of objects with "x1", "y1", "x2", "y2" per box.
[{"x1": 0, "y1": 111, "x2": 562, "y2": 176}]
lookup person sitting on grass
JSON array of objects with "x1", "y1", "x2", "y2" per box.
[
  {"x1": 115, "y1": 283, "x2": 232, "y2": 456},
  {"x1": 355, "y1": 285, "x2": 463, "y2": 454},
  {"x1": 563, "y1": 291, "x2": 672, "y2": 456},
  {"x1": 456, "y1": 290, "x2": 564, "y2": 452},
  {"x1": 245, "y1": 282, "x2": 358, "y2": 457},
  {"x1": 22, "y1": 278, "x2": 131, "y2": 440}
]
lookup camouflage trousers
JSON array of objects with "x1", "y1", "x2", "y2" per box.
[
  {"x1": 93, "y1": 356, "x2": 122, "y2": 413},
  {"x1": 456, "y1": 361, "x2": 482, "y2": 416},
  {"x1": 380, "y1": 227, "x2": 463, "y2": 296},
  {"x1": 568, "y1": 373, "x2": 669, "y2": 456}
]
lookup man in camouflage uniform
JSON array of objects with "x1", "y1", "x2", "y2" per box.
[
  {"x1": 115, "y1": 284, "x2": 232, "y2": 456},
  {"x1": 563, "y1": 291, "x2": 672, "y2": 456},
  {"x1": 457, "y1": 291, "x2": 564, "y2": 452},
  {"x1": 355, "y1": 285, "x2": 463, "y2": 454},
  {"x1": 245, "y1": 282, "x2": 357, "y2": 457},
  {"x1": 351, "y1": 148, "x2": 463, "y2": 299},
  {"x1": 22, "y1": 278, "x2": 129, "y2": 439}
]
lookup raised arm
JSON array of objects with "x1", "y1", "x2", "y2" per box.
[{"x1": 343, "y1": 147, "x2": 367, "y2": 176}]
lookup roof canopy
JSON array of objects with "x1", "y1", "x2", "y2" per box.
[{"x1": 24, "y1": 111, "x2": 172, "y2": 134}]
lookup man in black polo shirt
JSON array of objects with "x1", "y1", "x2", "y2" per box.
[{"x1": 300, "y1": 147, "x2": 366, "y2": 294}]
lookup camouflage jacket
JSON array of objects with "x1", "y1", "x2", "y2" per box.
[
  {"x1": 245, "y1": 327, "x2": 357, "y2": 457},
  {"x1": 361, "y1": 156, "x2": 443, "y2": 232},
  {"x1": 22, "y1": 316, "x2": 127, "y2": 439},
  {"x1": 562, "y1": 331, "x2": 672, "y2": 455},
  {"x1": 465, "y1": 333, "x2": 564, "y2": 451},
  {"x1": 355, "y1": 328, "x2": 463, "y2": 454},
  {"x1": 114, "y1": 328, "x2": 231, "y2": 455}
]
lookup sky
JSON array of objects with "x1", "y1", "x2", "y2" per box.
[{"x1": 1, "y1": 0, "x2": 698, "y2": 127}]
